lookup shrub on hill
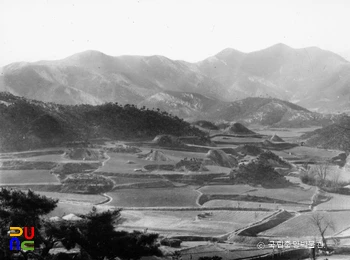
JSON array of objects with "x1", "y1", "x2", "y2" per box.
[
  {"x1": 193, "y1": 120, "x2": 219, "y2": 130},
  {"x1": 257, "y1": 151, "x2": 291, "y2": 168},
  {"x1": 230, "y1": 159, "x2": 291, "y2": 188},
  {"x1": 215, "y1": 122, "x2": 230, "y2": 129},
  {"x1": 205, "y1": 149, "x2": 238, "y2": 168},
  {"x1": 225, "y1": 122, "x2": 256, "y2": 135},
  {"x1": 234, "y1": 145, "x2": 264, "y2": 156},
  {"x1": 301, "y1": 114, "x2": 350, "y2": 151},
  {"x1": 175, "y1": 158, "x2": 209, "y2": 172}
]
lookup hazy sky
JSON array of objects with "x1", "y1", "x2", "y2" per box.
[{"x1": 1, "y1": 0, "x2": 350, "y2": 66}]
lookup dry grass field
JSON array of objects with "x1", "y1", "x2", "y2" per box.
[
  {"x1": 107, "y1": 187, "x2": 200, "y2": 207},
  {"x1": 96, "y1": 151, "x2": 176, "y2": 174},
  {"x1": 119, "y1": 210, "x2": 274, "y2": 236},
  {"x1": 315, "y1": 193, "x2": 350, "y2": 210},
  {"x1": 260, "y1": 211, "x2": 350, "y2": 238},
  {"x1": 29, "y1": 191, "x2": 106, "y2": 204},
  {"x1": 199, "y1": 185, "x2": 316, "y2": 205},
  {"x1": 199, "y1": 185, "x2": 258, "y2": 195},
  {"x1": 202, "y1": 200, "x2": 310, "y2": 211},
  {"x1": 0, "y1": 170, "x2": 59, "y2": 184},
  {"x1": 286, "y1": 146, "x2": 342, "y2": 160}
]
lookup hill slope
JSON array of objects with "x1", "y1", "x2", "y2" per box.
[
  {"x1": 141, "y1": 93, "x2": 337, "y2": 127},
  {"x1": 0, "y1": 51, "x2": 227, "y2": 106},
  {"x1": 198, "y1": 43, "x2": 350, "y2": 112},
  {"x1": 0, "y1": 92, "x2": 204, "y2": 152},
  {"x1": 300, "y1": 115, "x2": 350, "y2": 151}
]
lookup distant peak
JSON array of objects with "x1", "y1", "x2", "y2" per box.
[
  {"x1": 273, "y1": 43, "x2": 291, "y2": 48},
  {"x1": 67, "y1": 50, "x2": 108, "y2": 59},
  {"x1": 266, "y1": 43, "x2": 293, "y2": 51},
  {"x1": 216, "y1": 48, "x2": 244, "y2": 57}
]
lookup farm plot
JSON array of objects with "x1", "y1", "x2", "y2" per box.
[
  {"x1": 155, "y1": 149, "x2": 206, "y2": 161},
  {"x1": 119, "y1": 210, "x2": 274, "y2": 236},
  {"x1": 315, "y1": 193, "x2": 350, "y2": 210},
  {"x1": 0, "y1": 149, "x2": 64, "y2": 159},
  {"x1": 260, "y1": 211, "x2": 350, "y2": 238},
  {"x1": 110, "y1": 176, "x2": 164, "y2": 185},
  {"x1": 199, "y1": 185, "x2": 316, "y2": 205},
  {"x1": 245, "y1": 186, "x2": 316, "y2": 204},
  {"x1": 286, "y1": 146, "x2": 341, "y2": 160},
  {"x1": 106, "y1": 187, "x2": 200, "y2": 207},
  {"x1": 199, "y1": 185, "x2": 257, "y2": 195},
  {"x1": 203, "y1": 200, "x2": 310, "y2": 211},
  {"x1": 0, "y1": 170, "x2": 59, "y2": 184},
  {"x1": 253, "y1": 127, "x2": 320, "y2": 140},
  {"x1": 212, "y1": 136, "x2": 262, "y2": 144},
  {"x1": 96, "y1": 152, "x2": 174, "y2": 174},
  {"x1": 29, "y1": 191, "x2": 106, "y2": 204},
  {"x1": 47, "y1": 202, "x2": 96, "y2": 217}
]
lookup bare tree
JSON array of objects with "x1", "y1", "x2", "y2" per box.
[
  {"x1": 309, "y1": 213, "x2": 335, "y2": 251},
  {"x1": 330, "y1": 170, "x2": 342, "y2": 190},
  {"x1": 313, "y1": 162, "x2": 331, "y2": 181}
]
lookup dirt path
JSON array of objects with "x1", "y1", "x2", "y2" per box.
[{"x1": 96, "y1": 193, "x2": 113, "y2": 205}]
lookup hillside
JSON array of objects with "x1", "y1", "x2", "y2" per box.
[
  {"x1": 198, "y1": 43, "x2": 350, "y2": 112},
  {"x1": 210, "y1": 97, "x2": 336, "y2": 127},
  {"x1": 138, "y1": 90, "x2": 220, "y2": 120},
  {"x1": 0, "y1": 92, "x2": 204, "y2": 152},
  {"x1": 2, "y1": 44, "x2": 350, "y2": 113},
  {"x1": 301, "y1": 115, "x2": 350, "y2": 151},
  {"x1": 140, "y1": 92, "x2": 336, "y2": 127},
  {"x1": 0, "y1": 51, "x2": 227, "y2": 106}
]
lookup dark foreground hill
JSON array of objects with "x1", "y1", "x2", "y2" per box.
[
  {"x1": 0, "y1": 92, "x2": 204, "y2": 152},
  {"x1": 301, "y1": 115, "x2": 350, "y2": 151}
]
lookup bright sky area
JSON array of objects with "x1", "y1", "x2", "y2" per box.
[{"x1": 1, "y1": 0, "x2": 350, "y2": 66}]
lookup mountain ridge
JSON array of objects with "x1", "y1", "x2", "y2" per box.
[{"x1": 2, "y1": 43, "x2": 350, "y2": 113}]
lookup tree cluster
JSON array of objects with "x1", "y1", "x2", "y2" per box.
[
  {"x1": 0, "y1": 188, "x2": 161, "y2": 260},
  {"x1": 230, "y1": 159, "x2": 291, "y2": 188},
  {"x1": 0, "y1": 92, "x2": 205, "y2": 152}
]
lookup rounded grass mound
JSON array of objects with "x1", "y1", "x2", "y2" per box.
[
  {"x1": 205, "y1": 149, "x2": 238, "y2": 168},
  {"x1": 144, "y1": 150, "x2": 171, "y2": 162},
  {"x1": 225, "y1": 123, "x2": 256, "y2": 135},
  {"x1": 270, "y1": 134, "x2": 285, "y2": 142}
]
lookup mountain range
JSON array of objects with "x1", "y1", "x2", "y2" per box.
[{"x1": 1, "y1": 43, "x2": 350, "y2": 114}]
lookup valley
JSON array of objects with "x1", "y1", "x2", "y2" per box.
[{"x1": 1, "y1": 121, "x2": 350, "y2": 259}]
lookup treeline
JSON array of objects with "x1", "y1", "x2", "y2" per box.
[{"x1": 0, "y1": 92, "x2": 205, "y2": 151}]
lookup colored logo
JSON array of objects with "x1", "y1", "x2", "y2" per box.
[{"x1": 9, "y1": 227, "x2": 35, "y2": 251}]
